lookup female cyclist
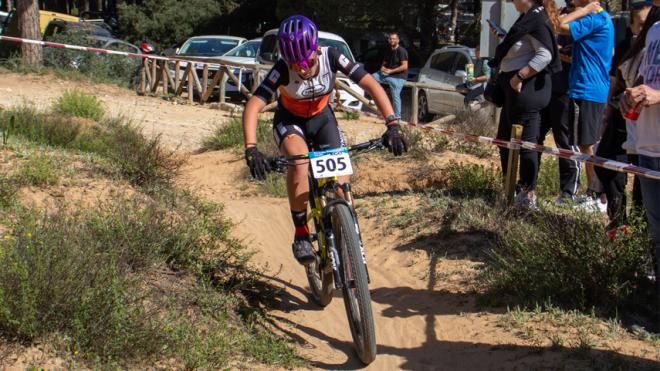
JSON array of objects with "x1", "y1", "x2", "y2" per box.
[{"x1": 242, "y1": 15, "x2": 407, "y2": 265}]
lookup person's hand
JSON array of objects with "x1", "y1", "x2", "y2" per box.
[
  {"x1": 381, "y1": 66, "x2": 391, "y2": 74},
  {"x1": 510, "y1": 75, "x2": 522, "y2": 93},
  {"x1": 584, "y1": 2, "x2": 602, "y2": 13},
  {"x1": 619, "y1": 90, "x2": 635, "y2": 113},
  {"x1": 468, "y1": 77, "x2": 478, "y2": 83},
  {"x1": 382, "y1": 123, "x2": 407, "y2": 156},
  {"x1": 489, "y1": 26, "x2": 501, "y2": 39},
  {"x1": 627, "y1": 85, "x2": 660, "y2": 107},
  {"x1": 245, "y1": 146, "x2": 269, "y2": 180}
]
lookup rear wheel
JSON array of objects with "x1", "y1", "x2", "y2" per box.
[
  {"x1": 332, "y1": 203, "x2": 376, "y2": 364},
  {"x1": 418, "y1": 91, "x2": 434, "y2": 123},
  {"x1": 306, "y1": 216, "x2": 334, "y2": 306}
]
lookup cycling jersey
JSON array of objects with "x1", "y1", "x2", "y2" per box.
[{"x1": 254, "y1": 47, "x2": 368, "y2": 118}]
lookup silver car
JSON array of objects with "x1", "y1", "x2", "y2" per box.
[{"x1": 417, "y1": 45, "x2": 478, "y2": 121}]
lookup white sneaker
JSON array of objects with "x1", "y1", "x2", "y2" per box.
[
  {"x1": 514, "y1": 191, "x2": 539, "y2": 210},
  {"x1": 574, "y1": 196, "x2": 607, "y2": 214}
]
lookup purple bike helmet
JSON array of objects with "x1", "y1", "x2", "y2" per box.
[{"x1": 278, "y1": 15, "x2": 318, "y2": 69}]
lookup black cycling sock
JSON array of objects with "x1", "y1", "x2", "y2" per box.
[{"x1": 291, "y1": 210, "x2": 309, "y2": 237}]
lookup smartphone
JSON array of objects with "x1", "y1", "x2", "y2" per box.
[{"x1": 487, "y1": 19, "x2": 507, "y2": 37}]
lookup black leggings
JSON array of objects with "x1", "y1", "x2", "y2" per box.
[{"x1": 497, "y1": 70, "x2": 552, "y2": 191}]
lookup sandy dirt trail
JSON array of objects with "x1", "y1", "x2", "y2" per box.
[{"x1": 2, "y1": 73, "x2": 657, "y2": 370}]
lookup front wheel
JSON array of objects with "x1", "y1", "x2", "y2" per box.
[{"x1": 332, "y1": 203, "x2": 376, "y2": 364}]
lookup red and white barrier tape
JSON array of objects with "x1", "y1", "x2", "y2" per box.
[
  {"x1": 0, "y1": 35, "x2": 248, "y2": 70},
  {"x1": 3, "y1": 35, "x2": 659, "y2": 181},
  {"x1": 334, "y1": 106, "x2": 660, "y2": 181}
]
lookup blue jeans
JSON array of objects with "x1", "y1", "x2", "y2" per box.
[
  {"x1": 372, "y1": 71, "x2": 404, "y2": 118},
  {"x1": 639, "y1": 155, "x2": 660, "y2": 275}
]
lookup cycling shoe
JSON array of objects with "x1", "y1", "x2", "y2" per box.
[{"x1": 292, "y1": 237, "x2": 315, "y2": 266}]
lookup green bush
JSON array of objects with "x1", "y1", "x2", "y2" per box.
[
  {"x1": 341, "y1": 111, "x2": 361, "y2": 121},
  {"x1": 0, "y1": 174, "x2": 19, "y2": 208},
  {"x1": 201, "y1": 118, "x2": 277, "y2": 155},
  {"x1": 482, "y1": 209, "x2": 654, "y2": 312},
  {"x1": 53, "y1": 90, "x2": 105, "y2": 121},
  {"x1": 0, "y1": 108, "x2": 183, "y2": 189},
  {"x1": 402, "y1": 126, "x2": 449, "y2": 160},
  {"x1": 43, "y1": 31, "x2": 138, "y2": 88},
  {"x1": 0, "y1": 192, "x2": 293, "y2": 365},
  {"x1": 17, "y1": 153, "x2": 60, "y2": 187},
  {"x1": 444, "y1": 161, "x2": 501, "y2": 201},
  {"x1": 2, "y1": 107, "x2": 81, "y2": 147},
  {"x1": 448, "y1": 108, "x2": 497, "y2": 158}
]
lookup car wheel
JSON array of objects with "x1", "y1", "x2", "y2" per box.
[{"x1": 418, "y1": 91, "x2": 434, "y2": 123}]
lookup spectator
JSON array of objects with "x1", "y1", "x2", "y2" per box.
[
  {"x1": 372, "y1": 31, "x2": 408, "y2": 118},
  {"x1": 490, "y1": 0, "x2": 562, "y2": 208},
  {"x1": 620, "y1": 4, "x2": 660, "y2": 279},
  {"x1": 539, "y1": 0, "x2": 582, "y2": 204},
  {"x1": 595, "y1": 1, "x2": 654, "y2": 235},
  {"x1": 558, "y1": 0, "x2": 615, "y2": 210},
  {"x1": 464, "y1": 45, "x2": 492, "y2": 109}
]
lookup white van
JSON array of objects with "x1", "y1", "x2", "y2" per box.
[{"x1": 257, "y1": 29, "x2": 364, "y2": 111}]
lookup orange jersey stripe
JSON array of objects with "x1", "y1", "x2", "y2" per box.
[{"x1": 279, "y1": 88, "x2": 331, "y2": 118}]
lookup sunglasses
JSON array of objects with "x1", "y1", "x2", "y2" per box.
[{"x1": 291, "y1": 52, "x2": 318, "y2": 72}]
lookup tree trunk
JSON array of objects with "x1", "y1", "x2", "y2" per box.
[
  {"x1": 5, "y1": 0, "x2": 13, "y2": 11},
  {"x1": 17, "y1": 0, "x2": 42, "y2": 66},
  {"x1": 449, "y1": 0, "x2": 459, "y2": 43},
  {"x1": 418, "y1": 0, "x2": 438, "y2": 55}
]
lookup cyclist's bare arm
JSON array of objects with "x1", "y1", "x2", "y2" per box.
[
  {"x1": 243, "y1": 96, "x2": 267, "y2": 148},
  {"x1": 358, "y1": 74, "x2": 396, "y2": 119}
]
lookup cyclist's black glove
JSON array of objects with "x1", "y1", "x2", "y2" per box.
[
  {"x1": 245, "y1": 146, "x2": 269, "y2": 180},
  {"x1": 382, "y1": 123, "x2": 407, "y2": 156}
]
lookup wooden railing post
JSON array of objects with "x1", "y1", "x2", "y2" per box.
[
  {"x1": 150, "y1": 58, "x2": 157, "y2": 91},
  {"x1": 219, "y1": 69, "x2": 226, "y2": 104},
  {"x1": 174, "y1": 61, "x2": 181, "y2": 92},
  {"x1": 139, "y1": 59, "x2": 146, "y2": 95},
  {"x1": 505, "y1": 124, "x2": 523, "y2": 204},
  {"x1": 161, "y1": 60, "x2": 168, "y2": 95},
  {"x1": 411, "y1": 86, "x2": 419, "y2": 125},
  {"x1": 187, "y1": 67, "x2": 194, "y2": 104},
  {"x1": 202, "y1": 64, "x2": 209, "y2": 99}
]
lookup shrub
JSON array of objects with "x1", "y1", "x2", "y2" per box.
[
  {"x1": 402, "y1": 126, "x2": 449, "y2": 160},
  {"x1": 43, "y1": 31, "x2": 138, "y2": 88},
  {"x1": 0, "y1": 108, "x2": 183, "y2": 189},
  {"x1": 444, "y1": 161, "x2": 501, "y2": 201},
  {"x1": 341, "y1": 111, "x2": 361, "y2": 121},
  {"x1": 53, "y1": 90, "x2": 105, "y2": 121},
  {"x1": 91, "y1": 118, "x2": 184, "y2": 188},
  {"x1": 482, "y1": 209, "x2": 654, "y2": 313},
  {"x1": 17, "y1": 153, "x2": 60, "y2": 187},
  {"x1": 201, "y1": 118, "x2": 277, "y2": 155},
  {"x1": 448, "y1": 108, "x2": 497, "y2": 158},
  {"x1": 0, "y1": 192, "x2": 291, "y2": 365},
  {"x1": 0, "y1": 174, "x2": 18, "y2": 208},
  {"x1": 1, "y1": 107, "x2": 81, "y2": 147}
]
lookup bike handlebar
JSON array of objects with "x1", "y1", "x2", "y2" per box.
[{"x1": 266, "y1": 138, "x2": 385, "y2": 174}]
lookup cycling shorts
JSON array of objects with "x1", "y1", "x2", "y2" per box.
[{"x1": 272, "y1": 105, "x2": 346, "y2": 151}]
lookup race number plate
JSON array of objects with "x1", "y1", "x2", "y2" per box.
[{"x1": 309, "y1": 148, "x2": 353, "y2": 179}]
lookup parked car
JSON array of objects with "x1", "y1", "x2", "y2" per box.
[
  {"x1": 221, "y1": 38, "x2": 261, "y2": 94},
  {"x1": 417, "y1": 45, "x2": 488, "y2": 121},
  {"x1": 42, "y1": 20, "x2": 140, "y2": 70},
  {"x1": 170, "y1": 35, "x2": 247, "y2": 78},
  {"x1": 257, "y1": 29, "x2": 364, "y2": 111},
  {"x1": 0, "y1": 11, "x2": 9, "y2": 34},
  {"x1": 0, "y1": 10, "x2": 81, "y2": 58}
]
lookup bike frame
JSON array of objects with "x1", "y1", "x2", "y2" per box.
[{"x1": 268, "y1": 139, "x2": 382, "y2": 289}]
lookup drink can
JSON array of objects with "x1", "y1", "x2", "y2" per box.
[{"x1": 466, "y1": 63, "x2": 474, "y2": 78}]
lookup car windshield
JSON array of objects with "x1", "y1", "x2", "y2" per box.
[
  {"x1": 318, "y1": 38, "x2": 354, "y2": 62},
  {"x1": 224, "y1": 40, "x2": 260, "y2": 57},
  {"x1": 179, "y1": 38, "x2": 240, "y2": 56}
]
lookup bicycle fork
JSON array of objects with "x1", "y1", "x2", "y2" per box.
[{"x1": 342, "y1": 183, "x2": 371, "y2": 284}]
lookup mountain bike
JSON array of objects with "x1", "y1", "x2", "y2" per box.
[{"x1": 267, "y1": 138, "x2": 384, "y2": 365}]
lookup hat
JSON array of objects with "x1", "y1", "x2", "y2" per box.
[{"x1": 630, "y1": 0, "x2": 652, "y2": 9}]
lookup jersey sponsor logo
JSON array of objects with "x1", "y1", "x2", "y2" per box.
[
  {"x1": 268, "y1": 70, "x2": 280, "y2": 84},
  {"x1": 338, "y1": 54, "x2": 351, "y2": 69}
]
